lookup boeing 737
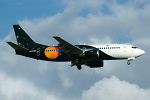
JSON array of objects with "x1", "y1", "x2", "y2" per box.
[{"x1": 7, "y1": 25, "x2": 145, "y2": 70}]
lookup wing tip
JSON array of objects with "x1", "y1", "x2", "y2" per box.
[{"x1": 53, "y1": 36, "x2": 59, "y2": 38}]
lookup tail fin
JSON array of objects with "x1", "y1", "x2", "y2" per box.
[{"x1": 13, "y1": 25, "x2": 35, "y2": 49}]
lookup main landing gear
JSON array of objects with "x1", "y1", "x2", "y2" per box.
[
  {"x1": 77, "y1": 65, "x2": 82, "y2": 70},
  {"x1": 71, "y1": 60, "x2": 82, "y2": 70},
  {"x1": 71, "y1": 64, "x2": 82, "y2": 70}
]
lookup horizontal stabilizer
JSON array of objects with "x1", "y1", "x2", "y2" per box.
[{"x1": 6, "y1": 41, "x2": 28, "y2": 51}]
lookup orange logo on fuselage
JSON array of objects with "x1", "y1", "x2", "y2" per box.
[{"x1": 44, "y1": 47, "x2": 59, "y2": 59}]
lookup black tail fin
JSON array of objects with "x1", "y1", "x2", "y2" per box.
[{"x1": 13, "y1": 25, "x2": 35, "y2": 49}]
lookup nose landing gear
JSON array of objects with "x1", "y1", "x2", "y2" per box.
[
  {"x1": 127, "y1": 57, "x2": 135, "y2": 65},
  {"x1": 127, "y1": 61, "x2": 130, "y2": 65}
]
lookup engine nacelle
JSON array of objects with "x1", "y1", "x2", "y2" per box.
[
  {"x1": 87, "y1": 60, "x2": 104, "y2": 68},
  {"x1": 79, "y1": 50, "x2": 99, "y2": 58}
]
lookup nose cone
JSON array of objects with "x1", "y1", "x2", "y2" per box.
[
  {"x1": 139, "y1": 49, "x2": 145, "y2": 56},
  {"x1": 140, "y1": 50, "x2": 145, "y2": 55},
  {"x1": 134, "y1": 49, "x2": 145, "y2": 58}
]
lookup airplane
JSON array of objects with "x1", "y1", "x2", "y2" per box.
[{"x1": 6, "y1": 25, "x2": 145, "y2": 70}]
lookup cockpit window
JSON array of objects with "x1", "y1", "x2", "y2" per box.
[{"x1": 132, "y1": 47, "x2": 137, "y2": 49}]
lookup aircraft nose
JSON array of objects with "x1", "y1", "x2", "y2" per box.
[
  {"x1": 141, "y1": 50, "x2": 145, "y2": 55},
  {"x1": 134, "y1": 49, "x2": 145, "y2": 57},
  {"x1": 139, "y1": 49, "x2": 145, "y2": 56}
]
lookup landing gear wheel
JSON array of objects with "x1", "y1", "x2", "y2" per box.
[
  {"x1": 127, "y1": 61, "x2": 130, "y2": 65},
  {"x1": 77, "y1": 65, "x2": 82, "y2": 70}
]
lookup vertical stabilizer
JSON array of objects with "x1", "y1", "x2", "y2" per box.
[{"x1": 13, "y1": 25, "x2": 35, "y2": 49}]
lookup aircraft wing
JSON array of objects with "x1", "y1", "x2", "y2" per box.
[{"x1": 53, "y1": 36, "x2": 83, "y2": 54}]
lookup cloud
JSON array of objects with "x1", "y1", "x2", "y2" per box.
[
  {"x1": 81, "y1": 76, "x2": 150, "y2": 100},
  {"x1": 0, "y1": 72, "x2": 58, "y2": 100},
  {"x1": 16, "y1": 0, "x2": 150, "y2": 45}
]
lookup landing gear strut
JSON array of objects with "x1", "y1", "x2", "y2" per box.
[
  {"x1": 71, "y1": 59, "x2": 82, "y2": 70},
  {"x1": 127, "y1": 57, "x2": 135, "y2": 65}
]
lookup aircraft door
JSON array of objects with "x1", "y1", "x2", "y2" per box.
[
  {"x1": 37, "y1": 48, "x2": 40, "y2": 56},
  {"x1": 123, "y1": 46, "x2": 127, "y2": 52}
]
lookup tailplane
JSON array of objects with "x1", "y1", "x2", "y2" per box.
[
  {"x1": 13, "y1": 25, "x2": 35, "y2": 49},
  {"x1": 6, "y1": 41, "x2": 28, "y2": 51}
]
